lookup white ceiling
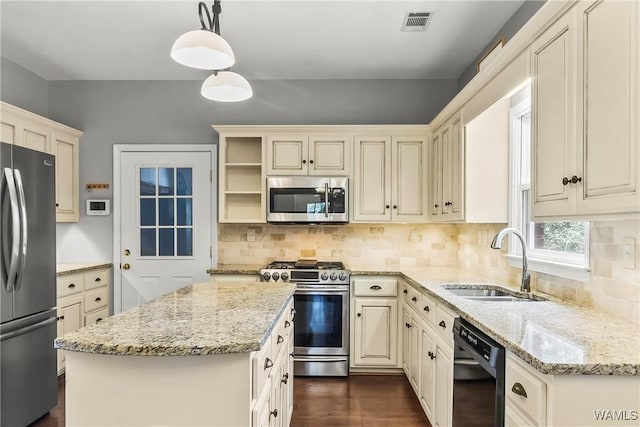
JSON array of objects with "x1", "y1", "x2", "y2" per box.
[{"x1": 0, "y1": 0, "x2": 526, "y2": 81}]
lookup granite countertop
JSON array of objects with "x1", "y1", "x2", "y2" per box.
[
  {"x1": 57, "y1": 262, "x2": 113, "y2": 276},
  {"x1": 350, "y1": 265, "x2": 640, "y2": 376},
  {"x1": 55, "y1": 279, "x2": 295, "y2": 356},
  {"x1": 207, "y1": 264, "x2": 262, "y2": 275}
]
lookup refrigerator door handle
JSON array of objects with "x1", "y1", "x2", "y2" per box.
[
  {"x1": 13, "y1": 169, "x2": 28, "y2": 291},
  {"x1": 2, "y1": 167, "x2": 20, "y2": 292},
  {"x1": 0, "y1": 315, "x2": 56, "y2": 342}
]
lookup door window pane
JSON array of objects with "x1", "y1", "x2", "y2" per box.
[
  {"x1": 158, "y1": 198, "x2": 174, "y2": 226},
  {"x1": 140, "y1": 168, "x2": 156, "y2": 196},
  {"x1": 177, "y1": 198, "x2": 192, "y2": 226},
  {"x1": 177, "y1": 229, "x2": 193, "y2": 256},
  {"x1": 158, "y1": 168, "x2": 175, "y2": 195},
  {"x1": 140, "y1": 199, "x2": 156, "y2": 226},
  {"x1": 158, "y1": 229, "x2": 174, "y2": 256},
  {"x1": 177, "y1": 168, "x2": 192, "y2": 195},
  {"x1": 140, "y1": 229, "x2": 156, "y2": 256}
]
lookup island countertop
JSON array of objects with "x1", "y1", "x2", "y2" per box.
[{"x1": 54, "y1": 279, "x2": 295, "y2": 356}]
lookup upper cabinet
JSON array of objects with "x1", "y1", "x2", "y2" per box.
[
  {"x1": 430, "y1": 112, "x2": 464, "y2": 222},
  {"x1": 266, "y1": 134, "x2": 351, "y2": 176},
  {"x1": 532, "y1": 1, "x2": 639, "y2": 218},
  {"x1": 1, "y1": 102, "x2": 82, "y2": 222},
  {"x1": 353, "y1": 133, "x2": 428, "y2": 222}
]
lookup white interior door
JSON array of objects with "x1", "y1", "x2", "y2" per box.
[{"x1": 114, "y1": 146, "x2": 215, "y2": 313}]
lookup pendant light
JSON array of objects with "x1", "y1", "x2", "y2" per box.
[{"x1": 171, "y1": 1, "x2": 252, "y2": 102}]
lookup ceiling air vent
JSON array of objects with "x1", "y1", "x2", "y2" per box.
[{"x1": 401, "y1": 12, "x2": 431, "y2": 32}]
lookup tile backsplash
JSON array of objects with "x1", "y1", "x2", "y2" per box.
[{"x1": 218, "y1": 219, "x2": 640, "y2": 325}]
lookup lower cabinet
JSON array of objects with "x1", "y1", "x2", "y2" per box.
[
  {"x1": 401, "y1": 307, "x2": 420, "y2": 393},
  {"x1": 56, "y1": 267, "x2": 111, "y2": 374},
  {"x1": 251, "y1": 299, "x2": 295, "y2": 427}
]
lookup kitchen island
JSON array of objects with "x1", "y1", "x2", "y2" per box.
[{"x1": 55, "y1": 279, "x2": 295, "y2": 427}]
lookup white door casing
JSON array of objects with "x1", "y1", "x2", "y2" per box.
[{"x1": 113, "y1": 145, "x2": 215, "y2": 313}]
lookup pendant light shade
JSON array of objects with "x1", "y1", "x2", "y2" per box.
[
  {"x1": 170, "y1": 29, "x2": 235, "y2": 70},
  {"x1": 201, "y1": 71, "x2": 253, "y2": 102}
]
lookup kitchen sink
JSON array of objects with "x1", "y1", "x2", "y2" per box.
[{"x1": 443, "y1": 285, "x2": 546, "y2": 302}]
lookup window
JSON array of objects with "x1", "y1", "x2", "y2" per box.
[{"x1": 508, "y1": 89, "x2": 590, "y2": 280}]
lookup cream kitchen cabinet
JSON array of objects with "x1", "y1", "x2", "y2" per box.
[
  {"x1": 0, "y1": 101, "x2": 82, "y2": 222},
  {"x1": 267, "y1": 134, "x2": 351, "y2": 176},
  {"x1": 353, "y1": 134, "x2": 428, "y2": 222},
  {"x1": 430, "y1": 112, "x2": 464, "y2": 222},
  {"x1": 351, "y1": 278, "x2": 399, "y2": 368},
  {"x1": 532, "y1": 1, "x2": 639, "y2": 218},
  {"x1": 56, "y1": 267, "x2": 111, "y2": 374},
  {"x1": 401, "y1": 307, "x2": 421, "y2": 394},
  {"x1": 217, "y1": 133, "x2": 265, "y2": 223}
]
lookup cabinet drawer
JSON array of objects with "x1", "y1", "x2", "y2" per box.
[
  {"x1": 506, "y1": 354, "x2": 546, "y2": 425},
  {"x1": 84, "y1": 287, "x2": 108, "y2": 312},
  {"x1": 419, "y1": 294, "x2": 437, "y2": 325},
  {"x1": 252, "y1": 335, "x2": 273, "y2": 400},
  {"x1": 434, "y1": 304, "x2": 456, "y2": 343},
  {"x1": 57, "y1": 274, "x2": 84, "y2": 297},
  {"x1": 85, "y1": 307, "x2": 109, "y2": 326},
  {"x1": 401, "y1": 284, "x2": 421, "y2": 310},
  {"x1": 353, "y1": 278, "x2": 397, "y2": 297},
  {"x1": 85, "y1": 269, "x2": 110, "y2": 291}
]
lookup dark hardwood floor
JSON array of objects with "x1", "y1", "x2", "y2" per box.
[{"x1": 30, "y1": 374, "x2": 430, "y2": 427}]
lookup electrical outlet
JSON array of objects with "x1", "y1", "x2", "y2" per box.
[
  {"x1": 623, "y1": 237, "x2": 636, "y2": 269},
  {"x1": 247, "y1": 228, "x2": 256, "y2": 242},
  {"x1": 409, "y1": 230, "x2": 419, "y2": 243}
]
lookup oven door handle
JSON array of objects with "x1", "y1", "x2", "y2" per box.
[{"x1": 295, "y1": 286, "x2": 348, "y2": 293}]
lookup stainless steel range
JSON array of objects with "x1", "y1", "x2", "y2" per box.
[{"x1": 260, "y1": 260, "x2": 350, "y2": 377}]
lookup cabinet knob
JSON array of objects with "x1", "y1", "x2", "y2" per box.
[
  {"x1": 385, "y1": 205, "x2": 390, "y2": 209},
  {"x1": 438, "y1": 320, "x2": 446, "y2": 328},
  {"x1": 562, "y1": 177, "x2": 570, "y2": 185},
  {"x1": 357, "y1": 313, "x2": 362, "y2": 317},
  {"x1": 95, "y1": 297, "x2": 102, "y2": 302},
  {"x1": 423, "y1": 306, "x2": 430, "y2": 312},
  {"x1": 393, "y1": 205, "x2": 397, "y2": 209},
  {"x1": 403, "y1": 289, "x2": 408, "y2": 294},
  {"x1": 56, "y1": 315, "x2": 64, "y2": 321},
  {"x1": 445, "y1": 201, "x2": 452, "y2": 206},
  {"x1": 407, "y1": 323, "x2": 412, "y2": 328},
  {"x1": 309, "y1": 159, "x2": 314, "y2": 164},
  {"x1": 270, "y1": 409, "x2": 278, "y2": 418},
  {"x1": 277, "y1": 335, "x2": 284, "y2": 344},
  {"x1": 94, "y1": 277, "x2": 101, "y2": 282},
  {"x1": 429, "y1": 352, "x2": 436, "y2": 360},
  {"x1": 264, "y1": 358, "x2": 273, "y2": 370},
  {"x1": 411, "y1": 296, "x2": 417, "y2": 302},
  {"x1": 571, "y1": 175, "x2": 582, "y2": 184},
  {"x1": 284, "y1": 320, "x2": 291, "y2": 328},
  {"x1": 281, "y1": 373, "x2": 289, "y2": 384},
  {"x1": 68, "y1": 283, "x2": 76, "y2": 289},
  {"x1": 511, "y1": 382, "x2": 528, "y2": 398},
  {"x1": 434, "y1": 204, "x2": 439, "y2": 208},
  {"x1": 302, "y1": 160, "x2": 307, "y2": 164}
]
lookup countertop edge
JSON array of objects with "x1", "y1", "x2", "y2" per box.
[{"x1": 57, "y1": 263, "x2": 113, "y2": 276}]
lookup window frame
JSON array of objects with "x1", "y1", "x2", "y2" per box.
[{"x1": 507, "y1": 95, "x2": 591, "y2": 282}]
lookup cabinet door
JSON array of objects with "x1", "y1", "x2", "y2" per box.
[
  {"x1": 353, "y1": 136, "x2": 392, "y2": 221},
  {"x1": 0, "y1": 110, "x2": 20, "y2": 145},
  {"x1": 576, "y1": 0, "x2": 639, "y2": 214},
  {"x1": 20, "y1": 119, "x2": 51, "y2": 153},
  {"x1": 531, "y1": 10, "x2": 576, "y2": 217},
  {"x1": 448, "y1": 116, "x2": 464, "y2": 220},
  {"x1": 430, "y1": 132, "x2": 442, "y2": 218},
  {"x1": 440, "y1": 126, "x2": 452, "y2": 216},
  {"x1": 408, "y1": 313, "x2": 420, "y2": 393},
  {"x1": 392, "y1": 136, "x2": 427, "y2": 221},
  {"x1": 401, "y1": 308, "x2": 411, "y2": 376},
  {"x1": 269, "y1": 353, "x2": 283, "y2": 427},
  {"x1": 56, "y1": 295, "x2": 84, "y2": 373},
  {"x1": 353, "y1": 298, "x2": 398, "y2": 366},
  {"x1": 267, "y1": 136, "x2": 308, "y2": 175},
  {"x1": 419, "y1": 327, "x2": 436, "y2": 423},
  {"x1": 308, "y1": 135, "x2": 351, "y2": 176},
  {"x1": 252, "y1": 381, "x2": 272, "y2": 427},
  {"x1": 434, "y1": 342, "x2": 453, "y2": 427},
  {"x1": 54, "y1": 131, "x2": 79, "y2": 222}
]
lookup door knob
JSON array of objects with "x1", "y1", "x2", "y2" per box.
[
  {"x1": 123, "y1": 249, "x2": 131, "y2": 256},
  {"x1": 121, "y1": 263, "x2": 131, "y2": 270}
]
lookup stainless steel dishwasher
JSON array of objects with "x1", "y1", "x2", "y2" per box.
[{"x1": 452, "y1": 318, "x2": 505, "y2": 427}]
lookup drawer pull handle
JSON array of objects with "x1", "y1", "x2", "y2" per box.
[
  {"x1": 270, "y1": 409, "x2": 278, "y2": 418},
  {"x1": 370, "y1": 285, "x2": 382, "y2": 290},
  {"x1": 411, "y1": 296, "x2": 417, "y2": 302},
  {"x1": 403, "y1": 289, "x2": 408, "y2": 294},
  {"x1": 68, "y1": 283, "x2": 76, "y2": 289},
  {"x1": 264, "y1": 358, "x2": 273, "y2": 370},
  {"x1": 281, "y1": 373, "x2": 289, "y2": 384},
  {"x1": 96, "y1": 318, "x2": 103, "y2": 323},
  {"x1": 284, "y1": 320, "x2": 291, "y2": 328},
  {"x1": 95, "y1": 277, "x2": 101, "y2": 282},
  {"x1": 277, "y1": 335, "x2": 284, "y2": 344},
  {"x1": 423, "y1": 306, "x2": 430, "y2": 312},
  {"x1": 438, "y1": 320, "x2": 446, "y2": 328},
  {"x1": 290, "y1": 307, "x2": 296, "y2": 321},
  {"x1": 511, "y1": 382, "x2": 528, "y2": 398},
  {"x1": 95, "y1": 297, "x2": 102, "y2": 302}
]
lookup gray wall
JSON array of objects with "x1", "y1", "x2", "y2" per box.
[
  {"x1": 46, "y1": 78, "x2": 457, "y2": 262},
  {"x1": 1, "y1": 57, "x2": 49, "y2": 116},
  {"x1": 457, "y1": 0, "x2": 545, "y2": 90}
]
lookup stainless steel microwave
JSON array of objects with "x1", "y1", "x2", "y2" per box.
[{"x1": 267, "y1": 176, "x2": 348, "y2": 223}]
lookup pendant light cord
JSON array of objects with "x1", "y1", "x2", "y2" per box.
[{"x1": 198, "y1": 1, "x2": 222, "y2": 35}]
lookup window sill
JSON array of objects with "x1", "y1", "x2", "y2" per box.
[{"x1": 506, "y1": 255, "x2": 591, "y2": 283}]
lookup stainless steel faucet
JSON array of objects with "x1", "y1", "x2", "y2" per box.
[{"x1": 490, "y1": 227, "x2": 531, "y2": 293}]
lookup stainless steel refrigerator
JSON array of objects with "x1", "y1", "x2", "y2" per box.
[{"x1": 1, "y1": 142, "x2": 57, "y2": 426}]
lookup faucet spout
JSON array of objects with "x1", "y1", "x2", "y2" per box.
[{"x1": 490, "y1": 227, "x2": 530, "y2": 293}]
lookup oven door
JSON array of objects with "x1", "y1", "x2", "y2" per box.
[{"x1": 293, "y1": 285, "x2": 349, "y2": 356}]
